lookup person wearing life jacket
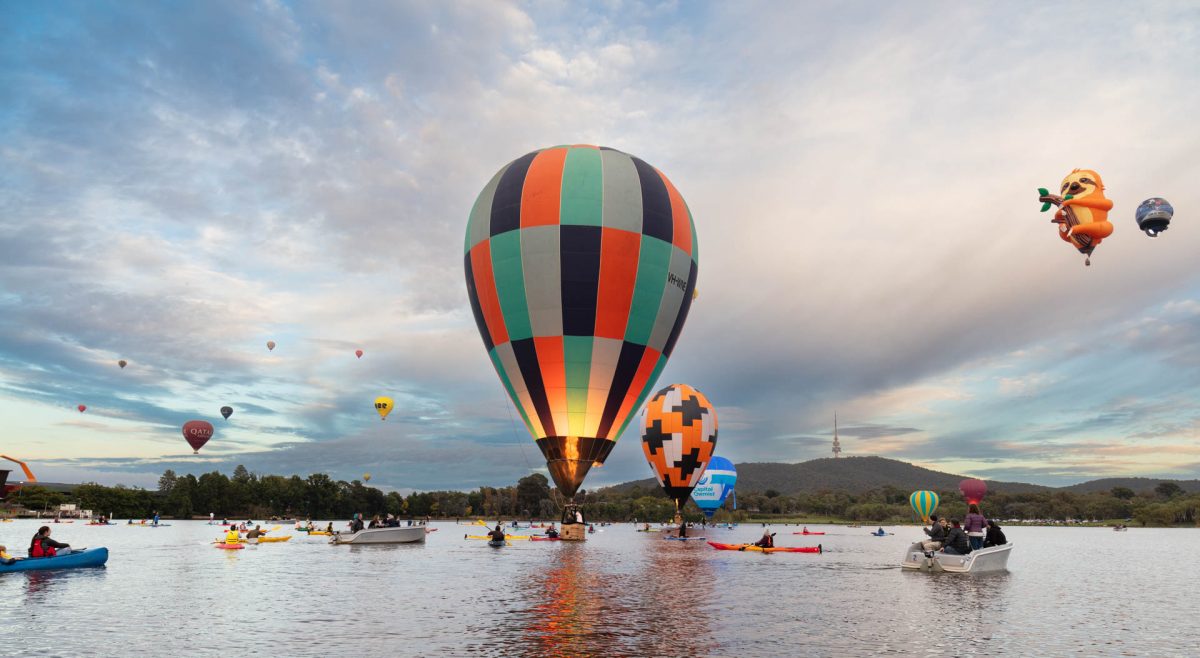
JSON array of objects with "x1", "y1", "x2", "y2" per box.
[
  {"x1": 754, "y1": 530, "x2": 775, "y2": 548},
  {"x1": 224, "y1": 527, "x2": 241, "y2": 545},
  {"x1": 545, "y1": 524, "x2": 559, "y2": 539},
  {"x1": 487, "y1": 525, "x2": 507, "y2": 543},
  {"x1": 29, "y1": 526, "x2": 71, "y2": 557},
  {"x1": 1, "y1": 544, "x2": 16, "y2": 565},
  {"x1": 246, "y1": 525, "x2": 264, "y2": 540}
]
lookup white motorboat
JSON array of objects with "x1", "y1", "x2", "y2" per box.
[
  {"x1": 901, "y1": 541, "x2": 1012, "y2": 573},
  {"x1": 330, "y1": 526, "x2": 426, "y2": 545}
]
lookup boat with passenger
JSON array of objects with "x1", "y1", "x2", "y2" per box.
[
  {"x1": 330, "y1": 525, "x2": 426, "y2": 545},
  {"x1": 901, "y1": 541, "x2": 1012, "y2": 573}
]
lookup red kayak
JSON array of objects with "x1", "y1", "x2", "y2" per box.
[
  {"x1": 530, "y1": 536, "x2": 560, "y2": 542},
  {"x1": 215, "y1": 543, "x2": 244, "y2": 550},
  {"x1": 793, "y1": 531, "x2": 825, "y2": 535},
  {"x1": 708, "y1": 541, "x2": 821, "y2": 554}
]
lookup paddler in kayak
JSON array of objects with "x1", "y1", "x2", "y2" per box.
[
  {"x1": 224, "y1": 526, "x2": 241, "y2": 545},
  {"x1": 29, "y1": 526, "x2": 72, "y2": 557},
  {"x1": 754, "y1": 530, "x2": 775, "y2": 549},
  {"x1": 1, "y1": 545, "x2": 15, "y2": 565},
  {"x1": 487, "y1": 525, "x2": 507, "y2": 543},
  {"x1": 246, "y1": 525, "x2": 265, "y2": 540},
  {"x1": 545, "y1": 524, "x2": 559, "y2": 539}
]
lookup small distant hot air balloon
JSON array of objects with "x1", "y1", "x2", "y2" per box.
[
  {"x1": 641, "y1": 384, "x2": 718, "y2": 511},
  {"x1": 363, "y1": 473, "x2": 371, "y2": 482},
  {"x1": 77, "y1": 404, "x2": 87, "y2": 413},
  {"x1": 220, "y1": 406, "x2": 233, "y2": 420},
  {"x1": 182, "y1": 420, "x2": 214, "y2": 454},
  {"x1": 691, "y1": 456, "x2": 736, "y2": 518},
  {"x1": 374, "y1": 396, "x2": 393, "y2": 420},
  {"x1": 355, "y1": 349, "x2": 364, "y2": 359},
  {"x1": 1135, "y1": 197, "x2": 1174, "y2": 237},
  {"x1": 959, "y1": 479, "x2": 987, "y2": 505},
  {"x1": 117, "y1": 360, "x2": 127, "y2": 369},
  {"x1": 465, "y1": 145, "x2": 699, "y2": 499},
  {"x1": 266, "y1": 341, "x2": 276, "y2": 351},
  {"x1": 910, "y1": 490, "x2": 939, "y2": 523}
]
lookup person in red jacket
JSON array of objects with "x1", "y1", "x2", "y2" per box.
[{"x1": 29, "y1": 526, "x2": 72, "y2": 557}]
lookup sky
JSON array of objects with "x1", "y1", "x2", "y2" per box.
[{"x1": 2, "y1": 1, "x2": 1198, "y2": 491}]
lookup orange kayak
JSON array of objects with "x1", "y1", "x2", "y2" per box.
[{"x1": 708, "y1": 541, "x2": 821, "y2": 554}]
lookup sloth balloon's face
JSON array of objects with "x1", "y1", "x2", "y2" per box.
[{"x1": 1060, "y1": 169, "x2": 1103, "y2": 198}]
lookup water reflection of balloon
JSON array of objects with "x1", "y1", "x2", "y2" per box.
[
  {"x1": 690, "y1": 455, "x2": 736, "y2": 518},
  {"x1": 374, "y1": 396, "x2": 393, "y2": 420},
  {"x1": 959, "y1": 478, "x2": 987, "y2": 505},
  {"x1": 266, "y1": 341, "x2": 276, "y2": 351},
  {"x1": 464, "y1": 145, "x2": 699, "y2": 499},
  {"x1": 641, "y1": 384, "x2": 718, "y2": 511},
  {"x1": 220, "y1": 406, "x2": 233, "y2": 420},
  {"x1": 182, "y1": 420, "x2": 213, "y2": 454},
  {"x1": 910, "y1": 490, "x2": 939, "y2": 522}
]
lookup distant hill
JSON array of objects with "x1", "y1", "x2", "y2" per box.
[
  {"x1": 1061, "y1": 477, "x2": 1200, "y2": 494},
  {"x1": 606, "y1": 456, "x2": 1049, "y2": 495}
]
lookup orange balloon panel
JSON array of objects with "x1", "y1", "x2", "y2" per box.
[{"x1": 641, "y1": 383, "x2": 718, "y2": 506}]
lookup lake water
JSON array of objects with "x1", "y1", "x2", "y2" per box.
[{"x1": 0, "y1": 520, "x2": 1195, "y2": 657}]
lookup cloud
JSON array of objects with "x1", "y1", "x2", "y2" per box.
[{"x1": 2, "y1": 1, "x2": 1199, "y2": 489}]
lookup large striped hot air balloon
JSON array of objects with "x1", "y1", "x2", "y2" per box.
[
  {"x1": 465, "y1": 145, "x2": 699, "y2": 498},
  {"x1": 910, "y1": 490, "x2": 940, "y2": 523}
]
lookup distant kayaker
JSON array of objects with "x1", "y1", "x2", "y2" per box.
[
  {"x1": 487, "y1": 525, "x2": 506, "y2": 542},
  {"x1": 325, "y1": 522, "x2": 334, "y2": 533},
  {"x1": 545, "y1": 524, "x2": 559, "y2": 539},
  {"x1": 225, "y1": 527, "x2": 241, "y2": 544},
  {"x1": 677, "y1": 523, "x2": 688, "y2": 539},
  {"x1": 964, "y1": 504, "x2": 987, "y2": 551},
  {"x1": 152, "y1": 511, "x2": 160, "y2": 526},
  {"x1": 921, "y1": 515, "x2": 946, "y2": 552},
  {"x1": 29, "y1": 526, "x2": 71, "y2": 557},
  {"x1": 1, "y1": 545, "x2": 15, "y2": 565},
  {"x1": 246, "y1": 525, "x2": 264, "y2": 540},
  {"x1": 754, "y1": 530, "x2": 774, "y2": 548},
  {"x1": 802, "y1": 526, "x2": 809, "y2": 533},
  {"x1": 983, "y1": 520, "x2": 1007, "y2": 548},
  {"x1": 876, "y1": 527, "x2": 886, "y2": 535},
  {"x1": 941, "y1": 519, "x2": 971, "y2": 555}
]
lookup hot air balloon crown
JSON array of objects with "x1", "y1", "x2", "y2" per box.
[{"x1": 465, "y1": 145, "x2": 699, "y2": 499}]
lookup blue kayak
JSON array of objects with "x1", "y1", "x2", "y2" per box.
[
  {"x1": 664, "y1": 536, "x2": 707, "y2": 541},
  {"x1": 0, "y1": 548, "x2": 109, "y2": 573}
]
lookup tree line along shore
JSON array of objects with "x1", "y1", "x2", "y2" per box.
[{"x1": 3, "y1": 467, "x2": 1197, "y2": 527}]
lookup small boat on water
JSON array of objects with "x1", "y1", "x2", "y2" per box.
[
  {"x1": 330, "y1": 526, "x2": 426, "y2": 545},
  {"x1": 901, "y1": 541, "x2": 1013, "y2": 573},
  {"x1": 1113, "y1": 526, "x2": 1129, "y2": 532},
  {"x1": 0, "y1": 548, "x2": 109, "y2": 573},
  {"x1": 248, "y1": 535, "x2": 292, "y2": 544}
]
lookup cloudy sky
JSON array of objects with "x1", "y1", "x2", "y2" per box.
[{"x1": 2, "y1": 1, "x2": 1198, "y2": 491}]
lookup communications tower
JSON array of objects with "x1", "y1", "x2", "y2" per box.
[{"x1": 831, "y1": 413, "x2": 842, "y2": 458}]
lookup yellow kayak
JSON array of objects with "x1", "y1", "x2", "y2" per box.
[
  {"x1": 307, "y1": 531, "x2": 331, "y2": 536},
  {"x1": 253, "y1": 535, "x2": 292, "y2": 543}
]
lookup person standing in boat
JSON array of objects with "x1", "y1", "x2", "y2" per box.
[
  {"x1": 941, "y1": 519, "x2": 971, "y2": 555},
  {"x1": 983, "y1": 520, "x2": 1007, "y2": 547},
  {"x1": 963, "y1": 504, "x2": 987, "y2": 551},
  {"x1": 921, "y1": 515, "x2": 946, "y2": 552}
]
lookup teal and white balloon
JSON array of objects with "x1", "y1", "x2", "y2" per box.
[{"x1": 690, "y1": 456, "x2": 736, "y2": 518}]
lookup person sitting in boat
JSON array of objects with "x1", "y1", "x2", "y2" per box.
[
  {"x1": 29, "y1": 526, "x2": 71, "y2": 557},
  {"x1": 587, "y1": 524, "x2": 595, "y2": 534},
  {"x1": 941, "y1": 519, "x2": 971, "y2": 555},
  {"x1": 487, "y1": 525, "x2": 506, "y2": 542},
  {"x1": 224, "y1": 527, "x2": 241, "y2": 544},
  {"x1": 876, "y1": 527, "x2": 886, "y2": 535},
  {"x1": 246, "y1": 525, "x2": 264, "y2": 540},
  {"x1": 964, "y1": 504, "x2": 987, "y2": 551},
  {"x1": 386, "y1": 515, "x2": 400, "y2": 528},
  {"x1": 350, "y1": 516, "x2": 364, "y2": 533},
  {"x1": 325, "y1": 522, "x2": 334, "y2": 533},
  {"x1": 921, "y1": 515, "x2": 946, "y2": 552},
  {"x1": 1, "y1": 545, "x2": 16, "y2": 565},
  {"x1": 545, "y1": 524, "x2": 559, "y2": 539},
  {"x1": 983, "y1": 520, "x2": 1007, "y2": 548},
  {"x1": 802, "y1": 526, "x2": 809, "y2": 533},
  {"x1": 368, "y1": 515, "x2": 381, "y2": 529},
  {"x1": 643, "y1": 523, "x2": 652, "y2": 532},
  {"x1": 754, "y1": 530, "x2": 774, "y2": 548}
]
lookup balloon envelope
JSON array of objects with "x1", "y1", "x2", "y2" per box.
[
  {"x1": 641, "y1": 384, "x2": 718, "y2": 508},
  {"x1": 182, "y1": 420, "x2": 213, "y2": 454},
  {"x1": 374, "y1": 396, "x2": 393, "y2": 420},
  {"x1": 1135, "y1": 197, "x2": 1174, "y2": 237},
  {"x1": 266, "y1": 341, "x2": 276, "y2": 351},
  {"x1": 117, "y1": 360, "x2": 127, "y2": 369},
  {"x1": 363, "y1": 473, "x2": 371, "y2": 482},
  {"x1": 910, "y1": 490, "x2": 939, "y2": 522},
  {"x1": 355, "y1": 349, "x2": 363, "y2": 359},
  {"x1": 691, "y1": 455, "x2": 736, "y2": 518},
  {"x1": 959, "y1": 478, "x2": 987, "y2": 505},
  {"x1": 77, "y1": 404, "x2": 86, "y2": 413},
  {"x1": 220, "y1": 406, "x2": 233, "y2": 420},
  {"x1": 465, "y1": 145, "x2": 699, "y2": 498}
]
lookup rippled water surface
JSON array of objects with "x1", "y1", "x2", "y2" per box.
[{"x1": 1, "y1": 521, "x2": 1195, "y2": 657}]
